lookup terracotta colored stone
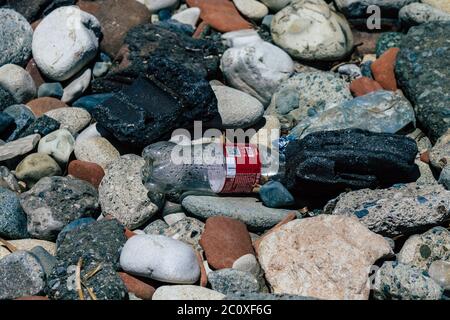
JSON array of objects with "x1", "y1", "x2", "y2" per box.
[
  {"x1": 15, "y1": 296, "x2": 49, "y2": 300},
  {"x1": 350, "y1": 77, "x2": 383, "y2": 97},
  {"x1": 199, "y1": 216, "x2": 255, "y2": 270},
  {"x1": 119, "y1": 272, "x2": 155, "y2": 300},
  {"x1": 253, "y1": 212, "x2": 297, "y2": 254},
  {"x1": 103, "y1": 214, "x2": 136, "y2": 239},
  {"x1": 68, "y1": 160, "x2": 105, "y2": 189},
  {"x1": 352, "y1": 30, "x2": 381, "y2": 56},
  {"x1": 25, "y1": 58, "x2": 46, "y2": 88},
  {"x1": 420, "y1": 150, "x2": 430, "y2": 164},
  {"x1": 196, "y1": 251, "x2": 208, "y2": 287},
  {"x1": 187, "y1": 0, "x2": 252, "y2": 33},
  {"x1": 77, "y1": 0, "x2": 151, "y2": 57},
  {"x1": 26, "y1": 97, "x2": 68, "y2": 117},
  {"x1": 371, "y1": 47, "x2": 400, "y2": 91}
]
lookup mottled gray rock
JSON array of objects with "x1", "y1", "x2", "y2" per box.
[
  {"x1": 38, "y1": 128, "x2": 75, "y2": 164},
  {"x1": 439, "y1": 166, "x2": 450, "y2": 189},
  {"x1": 376, "y1": 32, "x2": 404, "y2": 58},
  {"x1": 74, "y1": 137, "x2": 120, "y2": 171},
  {"x1": 399, "y1": 2, "x2": 450, "y2": 27},
  {"x1": 182, "y1": 196, "x2": 294, "y2": 231},
  {"x1": 99, "y1": 155, "x2": 158, "y2": 229},
  {"x1": 4, "y1": 104, "x2": 35, "y2": 142},
  {"x1": 47, "y1": 253, "x2": 128, "y2": 300},
  {"x1": 153, "y1": 285, "x2": 226, "y2": 300},
  {"x1": 289, "y1": 90, "x2": 416, "y2": 140},
  {"x1": 327, "y1": 183, "x2": 450, "y2": 237},
  {"x1": 266, "y1": 71, "x2": 352, "y2": 130},
  {"x1": 20, "y1": 176, "x2": 99, "y2": 240},
  {"x1": 430, "y1": 129, "x2": 450, "y2": 171},
  {"x1": 162, "y1": 217, "x2": 205, "y2": 252},
  {"x1": 397, "y1": 227, "x2": 450, "y2": 270},
  {"x1": 56, "y1": 219, "x2": 127, "y2": 268},
  {"x1": 30, "y1": 245, "x2": 56, "y2": 278},
  {"x1": 143, "y1": 219, "x2": 169, "y2": 235},
  {"x1": 44, "y1": 107, "x2": 91, "y2": 134},
  {"x1": 258, "y1": 215, "x2": 392, "y2": 300},
  {"x1": 428, "y1": 260, "x2": 450, "y2": 290},
  {"x1": 396, "y1": 22, "x2": 450, "y2": 143},
  {"x1": 209, "y1": 269, "x2": 261, "y2": 295},
  {"x1": 0, "y1": 9, "x2": 33, "y2": 67},
  {"x1": 0, "y1": 187, "x2": 28, "y2": 239},
  {"x1": 0, "y1": 64, "x2": 36, "y2": 104},
  {"x1": 0, "y1": 166, "x2": 21, "y2": 192},
  {"x1": 0, "y1": 251, "x2": 46, "y2": 300},
  {"x1": 373, "y1": 261, "x2": 443, "y2": 300},
  {"x1": 226, "y1": 292, "x2": 316, "y2": 300}
]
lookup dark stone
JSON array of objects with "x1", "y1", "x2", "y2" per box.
[
  {"x1": 72, "y1": 93, "x2": 113, "y2": 114},
  {"x1": 158, "y1": 20, "x2": 194, "y2": 35},
  {"x1": 47, "y1": 252, "x2": 128, "y2": 300},
  {"x1": 29, "y1": 246, "x2": 56, "y2": 277},
  {"x1": 0, "y1": 112, "x2": 16, "y2": 140},
  {"x1": 41, "y1": 0, "x2": 76, "y2": 17},
  {"x1": 0, "y1": 186, "x2": 28, "y2": 239},
  {"x1": 376, "y1": 32, "x2": 404, "y2": 57},
  {"x1": 1, "y1": 0, "x2": 51, "y2": 22},
  {"x1": 259, "y1": 181, "x2": 295, "y2": 208},
  {"x1": 3, "y1": 104, "x2": 35, "y2": 142},
  {"x1": 0, "y1": 87, "x2": 17, "y2": 112},
  {"x1": 396, "y1": 22, "x2": 450, "y2": 143},
  {"x1": 0, "y1": 251, "x2": 46, "y2": 300},
  {"x1": 56, "y1": 217, "x2": 96, "y2": 248},
  {"x1": 19, "y1": 176, "x2": 99, "y2": 240},
  {"x1": 284, "y1": 129, "x2": 420, "y2": 198},
  {"x1": 18, "y1": 115, "x2": 60, "y2": 138},
  {"x1": 56, "y1": 219, "x2": 127, "y2": 268}
]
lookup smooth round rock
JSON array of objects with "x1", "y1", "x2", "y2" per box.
[
  {"x1": 212, "y1": 85, "x2": 264, "y2": 128},
  {"x1": 26, "y1": 97, "x2": 68, "y2": 117},
  {"x1": 153, "y1": 285, "x2": 225, "y2": 300},
  {"x1": 233, "y1": 0, "x2": 268, "y2": 20},
  {"x1": 37, "y1": 128, "x2": 75, "y2": 164},
  {"x1": 200, "y1": 216, "x2": 255, "y2": 270},
  {"x1": 422, "y1": 0, "x2": 450, "y2": 14},
  {"x1": 0, "y1": 64, "x2": 36, "y2": 104},
  {"x1": 74, "y1": 137, "x2": 120, "y2": 170},
  {"x1": 38, "y1": 83, "x2": 64, "y2": 99},
  {"x1": 68, "y1": 160, "x2": 105, "y2": 188},
  {"x1": 271, "y1": 0, "x2": 354, "y2": 61},
  {"x1": 120, "y1": 234, "x2": 200, "y2": 284},
  {"x1": 15, "y1": 153, "x2": 62, "y2": 187},
  {"x1": 99, "y1": 154, "x2": 158, "y2": 229},
  {"x1": 0, "y1": 251, "x2": 46, "y2": 300},
  {"x1": 44, "y1": 107, "x2": 91, "y2": 134},
  {"x1": 172, "y1": 7, "x2": 201, "y2": 27},
  {"x1": 137, "y1": 0, "x2": 179, "y2": 13},
  {"x1": 61, "y1": 68, "x2": 92, "y2": 103},
  {"x1": 260, "y1": 0, "x2": 291, "y2": 11},
  {"x1": 400, "y1": 2, "x2": 450, "y2": 27},
  {"x1": 19, "y1": 176, "x2": 99, "y2": 240},
  {"x1": 32, "y1": 6, "x2": 101, "y2": 81},
  {"x1": 0, "y1": 187, "x2": 28, "y2": 239},
  {"x1": 259, "y1": 181, "x2": 295, "y2": 208},
  {"x1": 0, "y1": 9, "x2": 33, "y2": 67}
]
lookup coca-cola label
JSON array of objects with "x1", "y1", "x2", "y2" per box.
[{"x1": 220, "y1": 144, "x2": 261, "y2": 193}]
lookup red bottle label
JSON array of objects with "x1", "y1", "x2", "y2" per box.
[{"x1": 220, "y1": 144, "x2": 261, "y2": 193}]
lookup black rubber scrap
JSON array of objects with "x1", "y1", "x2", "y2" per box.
[{"x1": 284, "y1": 129, "x2": 420, "y2": 197}]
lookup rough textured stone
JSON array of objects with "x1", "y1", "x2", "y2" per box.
[
  {"x1": 208, "y1": 269, "x2": 261, "y2": 295},
  {"x1": 258, "y1": 215, "x2": 392, "y2": 300},
  {"x1": 20, "y1": 176, "x2": 99, "y2": 240},
  {"x1": 162, "y1": 217, "x2": 204, "y2": 252},
  {"x1": 0, "y1": 187, "x2": 28, "y2": 239},
  {"x1": 182, "y1": 196, "x2": 294, "y2": 231},
  {"x1": 373, "y1": 261, "x2": 443, "y2": 300},
  {"x1": 200, "y1": 216, "x2": 255, "y2": 270},
  {"x1": 0, "y1": 134, "x2": 39, "y2": 162},
  {"x1": 266, "y1": 71, "x2": 352, "y2": 130},
  {"x1": 350, "y1": 77, "x2": 383, "y2": 97},
  {"x1": 430, "y1": 129, "x2": 450, "y2": 171},
  {"x1": 153, "y1": 285, "x2": 225, "y2": 300},
  {"x1": 226, "y1": 292, "x2": 316, "y2": 300},
  {"x1": 395, "y1": 22, "x2": 450, "y2": 143},
  {"x1": 18, "y1": 115, "x2": 60, "y2": 138},
  {"x1": 99, "y1": 155, "x2": 158, "y2": 229},
  {"x1": 422, "y1": 0, "x2": 450, "y2": 14},
  {"x1": 326, "y1": 184, "x2": 450, "y2": 238},
  {"x1": 334, "y1": 0, "x2": 418, "y2": 18},
  {"x1": 399, "y1": 2, "x2": 450, "y2": 27},
  {"x1": 428, "y1": 260, "x2": 450, "y2": 290},
  {"x1": 397, "y1": 227, "x2": 450, "y2": 270},
  {"x1": 0, "y1": 8, "x2": 33, "y2": 67},
  {"x1": 376, "y1": 32, "x2": 404, "y2": 57},
  {"x1": 44, "y1": 107, "x2": 91, "y2": 134},
  {"x1": 74, "y1": 137, "x2": 120, "y2": 170},
  {"x1": 0, "y1": 239, "x2": 56, "y2": 260},
  {"x1": 0, "y1": 251, "x2": 46, "y2": 300},
  {"x1": 284, "y1": 129, "x2": 420, "y2": 198},
  {"x1": 56, "y1": 219, "x2": 127, "y2": 268},
  {"x1": 4, "y1": 104, "x2": 36, "y2": 141}
]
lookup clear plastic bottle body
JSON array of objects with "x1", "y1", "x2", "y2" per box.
[{"x1": 142, "y1": 140, "x2": 283, "y2": 200}]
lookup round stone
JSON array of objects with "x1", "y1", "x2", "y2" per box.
[
  {"x1": 38, "y1": 129, "x2": 75, "y2": 164},
  {"x1": 32, "y1": 6, "x2": 101, "y2": 81},
  {"x1": 0, "y1": 64, "x2": 36, "y2": 104},
  {"x1": 74, "y1": 137, "x2": 120, "y2": 171},
  {"x1": 26, "y1": 97, "x2": 68, "y2": 117},
  {"x1": 120, "y1": 234, "x2": 200, "y2": 284},
  {"x1": 68, "y1": 160, "x2": 105, "y2": 188},
  {"x1": 0, "y1": 9, "x2": 33, "y2": 67},
  {"x1": 44, "y1": 107, "x2": 91, "y2": 134},
  {"x1": 153, "y1": 285, "x2": 225, "y2": 300},
  {"x1": 14, "y1": 153, "x2": 62, "y2": 187}
]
